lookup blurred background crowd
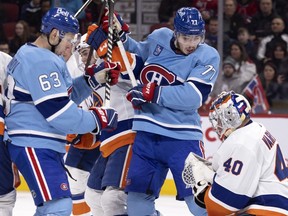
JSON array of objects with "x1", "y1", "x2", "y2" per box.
[{"x1": 1, "y1": 0, "x2": 288, "y2": 114}]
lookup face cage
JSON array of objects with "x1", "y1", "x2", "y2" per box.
[{"x1": 209, "y1": 104, "x2": 243, "y2": 140}]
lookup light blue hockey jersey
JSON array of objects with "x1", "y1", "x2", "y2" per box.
[
  {"x1": 124, "y1": 28, "x2": 220, "y2": 140},
  {"x1": 4, "y1": 43, "x2": 98, "y2": 153}
]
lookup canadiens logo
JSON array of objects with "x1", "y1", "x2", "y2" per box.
[
  {"x1": 153, "y1": 44, "x2": 163, "y2": 56},
  {"x1": 31, "y1": 190, "x2": 37, "y2": 198},
  {"x1": 140, "y1": 64, "x2": 176, "y2": 85},
  {"x1": 60, "y1": 183, "x2": 69, "y2": 191}
]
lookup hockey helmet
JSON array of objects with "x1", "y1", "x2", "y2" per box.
[
  {"x1": 174, "y1": 7, "x2": 205, "y2": 36},
  {"x1": 76, "y1": 33, "x2": 90, "y2": 52},
  {"x1": 209, "y1": 91, "x2": 251, "y2": 140},
  {"x1": 41, "y1": 7, "x2": 79, "y2": 38}
]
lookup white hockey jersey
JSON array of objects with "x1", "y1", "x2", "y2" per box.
[{"x1": 204, "y1": 121, "x2": 288, "y2": 215}]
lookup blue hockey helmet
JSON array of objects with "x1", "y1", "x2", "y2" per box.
[
  {"x1": 41, "y1": 7, "x2": 79, "y2": 37},
  {"x1": 174, "y1": 7, "x2": 205, "y2": 36}
]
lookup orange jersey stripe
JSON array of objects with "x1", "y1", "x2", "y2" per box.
[
  {"x1": 204, "y1": 187, "x2": 237, "y2": 216},
  {"x1": 72, "y1": 202, "x2": 90, "y2": 215},
  {"x1": 111, "y1": 47, "x2": 134, "y2": 72},
  {"x1": 246, "y1": 208, "x2": 287, "y2": 216},
  {"x1": 119, "y1": 144, "x2": 133, "y2": 189},
  {"x1": 0, "y1": 121, "x2": 4, "y2": 135},
  {"x1": 100, "y1": 132, "x2": 136, "y2": 157}
]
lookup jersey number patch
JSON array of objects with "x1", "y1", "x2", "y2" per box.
[
  {"x1": 39, "y1": 72, "x2": 61, "y2": 91},
  {"x1": 275, "y1": 145, "x2": 288, "y2": 181},
  {"x1": 223, "y1": 158, "x2": 243, "y2": 175}
]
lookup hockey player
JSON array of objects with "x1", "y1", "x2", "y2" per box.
[
  {"x1": 183, "y1": 91, "x2": 288, "y2": 215},
  {"x1": 84, "y1": 23, "x2": 144, "y2": 216},
  {"x1": 64, "y1": 34, "x2": 101, "y2": 216},
  {"x1": 0, "y1": 51, "x2": 20, "y2": 216},
  {"x1": 4, "y1": 7, "x2": 120, "y2": 215},
  {"x1": 89, "y1": 6, "x2": 220, "y2": 216}
]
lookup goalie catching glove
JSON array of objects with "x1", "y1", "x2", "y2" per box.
[
  {"x1": 85, "y1": 59, "x2": 121, "y2": 91},
  {"x1": 90, "y1": 106, "x2": 118, "y2": 134},
  {"x1": 182, "y1": 152, "x2": 215, "y2": 208},
  {"x1": 126, "y1": 82, "x2": 160, "y2": 109}
]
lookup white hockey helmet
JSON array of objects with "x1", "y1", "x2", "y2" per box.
[
  {"x1": 76, "y1": 33, "x2": 90, "y2": 52},
  {"x1": 209, "y1": 91, "x2": 251, "y2": 140}
]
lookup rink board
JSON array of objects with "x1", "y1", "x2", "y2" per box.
[{"x1": 17, "y1": 114, "x2": 288, "y2": 195}]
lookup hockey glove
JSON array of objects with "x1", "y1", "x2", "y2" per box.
[
  {"x1": 126, "y1": 82, "x2": 160, "y2": 109},
  {"x1": 86, "y1": 24, "x2": 108, "y2": 57},
  {"x1": 90, "y1": 106, "x2": 118, "y2": 134},
  {"x1": 66, "y1": 133, "x2": 100, "y2": 150},
  {"x1": 101, "y1": 8, "x2": 130, "y2": 43},
  {"x1": 182, "y1": 152, "x2": 215, "y2": 208},
  {"x1": 85, "y1": 60, "x2": 121, "y2": 91}
]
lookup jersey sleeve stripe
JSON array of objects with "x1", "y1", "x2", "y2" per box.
[
  {"x1": 36, "y1": 96, "x2": 72, "y2": 120},
  {"x1": 210, "y1": 180, "x2": 250, "y2": 209}
]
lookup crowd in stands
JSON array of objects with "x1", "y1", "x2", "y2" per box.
[{"x1": 1, "y1": 0, "x2": 288, "y2": 113}]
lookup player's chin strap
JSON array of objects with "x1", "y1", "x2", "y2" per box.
[{"x1": 46, "y1": 30, "x2": 62, "y2": 53}]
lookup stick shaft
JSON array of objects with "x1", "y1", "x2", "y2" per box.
[
  {"x1": 104, "y1": 0, "x2": 115, "y2": 107},
  {"x1": 74, "y1": 0, "x2": 93, "y2": 18},
  {"x1": 116, "y1": 39, "x2": 137, "y2": 87},
  {"x1": 85, "y1": 1, "x2": 106, "y2": 70}
]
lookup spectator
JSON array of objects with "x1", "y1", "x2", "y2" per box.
[
  {"x1": 273, "y1": 0, "x2": 288, "y2": 22},
  {"x1": 211, "y1": 58, "x2": 247, "y2": 99},
  {"x1": 223, "y1": 0, "x2": 245, "y2": 40},
  {"x1": 41, "y1": 0, "x2": 51, "y2": 15},
  {"x1": 191, "y1": 0, "x2": 218, "y2": 24},
  {"x1": 158, "y1": 0, "x2": 191, "y2": 23},
  {"x1": 150, "y1": 9, "x2": 175, "y2": 33},
  {"x1": 237, "y1": 27, "x2": 257, "y2": 62},
  {"x1": 248, "y1": 0, "x2": 277, "y2": 42},
  {"x1": 8, "y1": 20, "x2": 36, "y2": 54},
  {"x1": 264, "y1": 42, "x2": 287, "y2": 72},
  {"x1": 20, "y1": 0, "x2": 42, "y2": 35},
  {"x1": 225, "y1": 41, "x2": 257, "y2": 86},
  {"x1": 236, "y1": 0, "x2": 259, "y2": 24},
  {"x1": 0, "y1": 39, "x2": 13, "y2": 56},
  {"x1": 257, "y1": 16, "x2": 288, "y2": 61},
  {"x1": 204, "y1": 16, "x2": 218, "y2": 49},
  {"x1": 258, "y1": 61, "x2": 281, "y2": 107}
]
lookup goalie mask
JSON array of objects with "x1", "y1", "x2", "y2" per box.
[{"x1": 209, "y1": 91, "x2": 251, "y2": 140}]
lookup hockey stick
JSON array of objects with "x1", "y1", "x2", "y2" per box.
[
  {"x1": 114, "y1": 33, "x2": 137, "y2": 87},
  {"x1": 84, "y1": 0, "x2": 106, "y2": 70},
  {"x1": 103, "y1": 0, "x2": 115, "y2": 107},
  {"x1": 74, "y1": 0, "x2": 93, "y2": 18}
]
